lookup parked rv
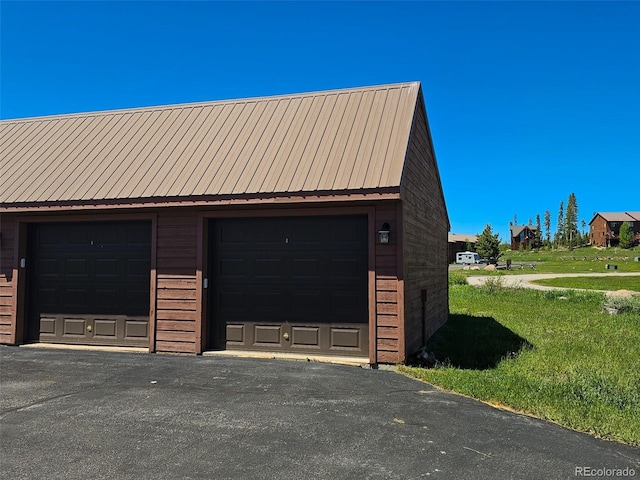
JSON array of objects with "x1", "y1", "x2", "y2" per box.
[{"x1": 455, "y1": 251, "x2": 481, "y2": 264}]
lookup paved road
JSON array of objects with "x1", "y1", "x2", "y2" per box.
[
  {"x1": 1, "y1": 346, "x2": 638, "y2": 479},
  {"x1": 466, "y1": 272, "x2": 640, "y2": 293}
]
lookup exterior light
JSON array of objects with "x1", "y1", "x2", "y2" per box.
[{"x1": 379, "y1": 223, "x2": 390, "y2": 244}]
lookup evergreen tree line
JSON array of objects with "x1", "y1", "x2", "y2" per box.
[{"x1": 511, "y1": 192, "x2": 590, "y2": 250}]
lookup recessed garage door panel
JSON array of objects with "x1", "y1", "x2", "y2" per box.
[
  {"x1": 210, "y1": 216, "x2": 368, "y2": 356},
  {"x1": 28, "y1": 221, "x2": 151, "y2": 347}
]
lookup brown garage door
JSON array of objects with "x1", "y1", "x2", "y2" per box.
[
  {"x1": 209, "y1": 215, "x2": 369, "y2": 356},
  {"x1": 27, "y1": 221, "x2": 151, "y2": 347}
]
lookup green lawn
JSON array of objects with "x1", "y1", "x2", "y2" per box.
[
  {"x1": 531, "y1": 276, "x2": 640, "y2": 292},
  {"x1": 399, "y1": 284, "x2": 640, "y2": 446},
  {"x1": 498, "y1": 246, "x2": 640, "y2": 274}
]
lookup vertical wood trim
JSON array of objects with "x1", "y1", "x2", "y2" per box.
[
  {"x1": 148, "y1": 213, "x2": 158, "y2": 353},
  {"x1": 195, "y1": 213, "x2": 204, "y2": 354},
  {"x1": 9, "y1": 221, "x2": 20, "y2": 344},
  {"x1": 15, "y1": 222, "x2": 27, "y2": 344},
  {"x1": 396, "y1": 201, "x2": 406, "y2": 362},
  {"x1": 367, "y1": 207, "x2": 377, "y2": 365}
]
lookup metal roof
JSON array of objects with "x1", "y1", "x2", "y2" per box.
[
  {"x1": 589, "y1": 212, "x2": 640, "y2": 224},
  {"x1": 1, "y1": 82, "x2": 420, "y2": 207},
  {"x1": 510, "y1": 225, "x2": 538, "y2": 237},
  {"x1": 448, "y1": 234, "x2": 477, "y2": 243}
]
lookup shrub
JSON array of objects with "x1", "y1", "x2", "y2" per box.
[
  {"x1": 481, "y1": 275, "x2": 506, "y2": 293},
  {"x1": 602, "y1": 295, "x2": 640, "y2": 315},
  {"x1": 449, "y1": 273, "x2": 468, "y2": 286}
]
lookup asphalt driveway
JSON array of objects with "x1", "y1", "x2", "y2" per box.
[{"x1": 1, "y1": 346, "x2": 638, "y2": 480}]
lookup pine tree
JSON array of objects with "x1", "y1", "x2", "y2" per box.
[
  {"x1": 544, "y1": 210, "x2": 551, "y2": 247},
  {"x1": 476, "y1": 224, "x2": 501, "y2": 263},
  {"x1": 556, "y1": 201, "x2": 564, "y2": 247},
  {"x1": 535, "y1": 214, "x2": 542, "y2": 248},
  {"x1": 565, "y1": 193, "x2": 578, "y2": 248},
  {"x1": 619, "y1": 222, "x2": 634, "y2": 249}
]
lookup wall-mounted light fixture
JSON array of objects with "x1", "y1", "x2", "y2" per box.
[{"x1": 378, "y1": 223, "x2": 390, "y2": 244}]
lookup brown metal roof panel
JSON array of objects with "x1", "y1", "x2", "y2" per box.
[
  {"x1": 333, "y1": 90, "x2": 374, "y2": 190},
  {"x1": 39, "y1": 115, "x2": 120, "y2": 201},
  {"x1": 170, "y1": 104, "x2": 228, "y2": 194},
  {"x1": 0, "y1": 121, "x2": 32, "y2": 160},
  {"x1": 68, "y1": 111, "x2": 155, "y2": 200},
  {"x1": 347, "y1": 89, "x2": 389, "y2": 190},
  {"x1": 314, "y1": 91, "x2": 363, "y2": 191},
  {"x1": 380, "y1": 84, "x2": 419, "y2": 187},
  {"x1": 242, "y1": 97, "x2": 298, "y2": 193},
  {"x1": 218, "y1": 100, "x2": 280, "y2": 195},
  {"x1": 110, "y1": 108, "x2": 189, "y2": 199},
  {"x1": 0, "y1": 117, "x2": 71, "y2": 198},
  {"x1": 70, "y1": 111, "x2": 154, "y2": 200},
  {"x1": 287, "y1": 93, "x2": 339, "y2": 193},
  {"x1": 117, "y1": 107, "x2": 197, "y2": 199},
  {"x1": 139, "y1": 106, "x2": 212, "y2": 198},
  {"x1": 153, "y1": 105, "x2": 223, "y2": 197},
  {"x1": 197, "y1": 101, "x2": 258, "y2": 195},
  {"x1": 190, "y1": 102, "x2": 251, "y2": 196},
  {"x1": 362, "y1": 87, "x2": 402, "y2": 188},
  {"x1": 300, "y1": 92, "x2": 350, "y2": 191},
  {"x1": 228, "y1": 99, "x2": 283, "y2": 194},
  {"x1": 88, "y1": 109, "x2": 164, "y2": 200},
  {"x1": 44, "y1": 112, "x2": 119, "y2": 200},
  {"x1": 2, "y1": 116, "x2": 89, "y2": 202},
  {"x1": 1, "y1": 81, "x2": 421, "y2": 205},
  {"x1": 175, "y1": 103, "x2": 240, "y2": 195},
  {"x1": 208, "y1": 101, "x2": 266, "y2": 195},
  {"x1": 0, "y1": 120, "x2": 48, "y2": 166},
  {"x1": 273, "y1": 94, "x2": 327, "y2": 193},
  {"x1": 257, "y1": 96, "x2": 315, "y2": 194}
]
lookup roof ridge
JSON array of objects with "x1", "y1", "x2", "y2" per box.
[{"x1": 0, "y1": 82, "x2": 420, "y2": 124}]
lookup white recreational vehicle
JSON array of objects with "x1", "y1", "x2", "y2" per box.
[{"x1": 455, "y1": 251, "x2": 481, "y2": 264}]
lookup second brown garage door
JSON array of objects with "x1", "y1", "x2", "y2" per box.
[{"x1": 209, "y1": 215, "x2": 369, "y2": 356}]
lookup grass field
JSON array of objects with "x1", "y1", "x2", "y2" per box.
[
  {"x1": 531, "y1": 275, "x2": 640, "y2": 292},
  {"x1": 400, "y1": 265, "x2": 640, "y2": 446},
  {"x1": 497, "y1": 245, "x2": 640, "y2": 274}
]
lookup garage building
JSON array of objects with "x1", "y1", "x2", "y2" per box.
[{"x1": 0, "y1": 82, "x2": 449, "y2": 364}]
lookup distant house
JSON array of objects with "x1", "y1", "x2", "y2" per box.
[
  {"x1": 510, "y1": 225, "x2": 538, "y2": 250},
  {"x1": 448, "y1": 234, "x2": 477, "y2": 264},
  {"x1": 589, "y1": 212, "x2": 640, "y2": 247}
]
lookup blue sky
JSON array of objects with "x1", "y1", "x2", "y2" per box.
[{"x1": 2, "y1": 1, "x2": 639, "y2": 242}]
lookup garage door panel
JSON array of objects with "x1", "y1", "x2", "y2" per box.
[
  {"x1": 218, "y1": 290, "x2": 247, "y2": 312},
  {"x1": 219, "y1": 258, "x2": 247, "y2": 278},
  {"x1": 254, "y1": 325, "x2": 283, "y2": 346},
  {"x1": 28, "y1": 221, "x2": 151, "y2": 347},
  {"x1": 291, "y1": 326, "x2": 319, "y2": 347},
  {"x1": 64, "y1": 288, "x2": 89, "y2": 308},
  {"x1": 210, "y1": 215, "x2": 368, "y2": 356},
  {"x1": 331, "y1": 328, "x2": 362, "y2": 350},
  {"x1": 255, "y1": 258, "x2": 284, "y2": 278}
]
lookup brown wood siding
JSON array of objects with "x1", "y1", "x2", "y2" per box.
[
  {"x1": 155, "y1": 211, "x2": 198, "y2": 353},
  {"x1": 0, "y1": 219, "x2": 16, "y2": 343},
  {"x1": 374, "y1": 203, "x2": 402, "y2": 363},
  {"x1": 401, "y1": 96, "x2": 449, "y2": 359}
]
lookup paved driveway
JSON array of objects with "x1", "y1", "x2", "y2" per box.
[{"x1": 1, "y1": 346, "x2": 638, "y2": 480}]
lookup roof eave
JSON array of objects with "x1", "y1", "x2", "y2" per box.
[{"x1": 0, "y1": 188, "x2": 402, "y2": 214}]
